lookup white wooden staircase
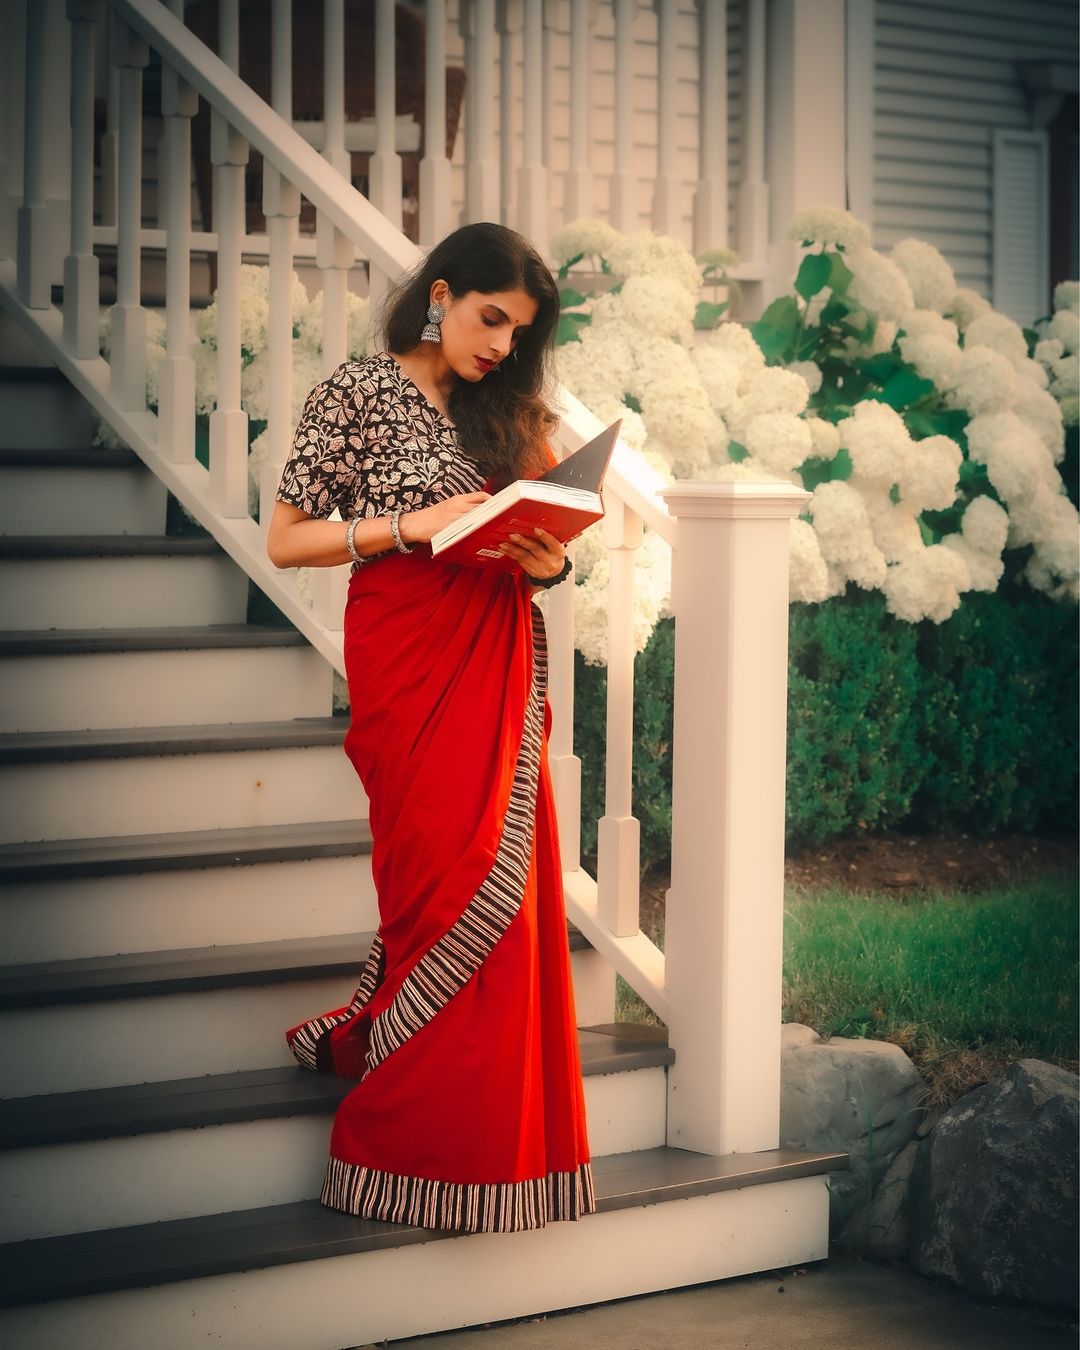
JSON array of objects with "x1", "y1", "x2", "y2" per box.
[{"x1": 0, "y1": 344, "x2": 844, "y2": 1347}]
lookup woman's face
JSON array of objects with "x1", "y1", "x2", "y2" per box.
[{"x1": 431, "y1": 282, "x2": 539, "y2": 382}]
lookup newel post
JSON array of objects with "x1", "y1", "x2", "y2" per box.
[{"x1": 661, "y1": 479, "x2": 809, "y2": 1156}]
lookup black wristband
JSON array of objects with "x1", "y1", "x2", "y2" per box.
[{"x1": 530, "y1": 555, "x2": 573, "y2": 589}]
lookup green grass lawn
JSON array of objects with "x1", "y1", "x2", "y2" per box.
[{"x1": 616, "y1": 869, "x2": 1078, "y2": 1108}]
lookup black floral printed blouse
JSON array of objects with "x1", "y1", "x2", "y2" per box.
[{"x1": 276, "y1": 352, "x2": 487, "y2": 564}]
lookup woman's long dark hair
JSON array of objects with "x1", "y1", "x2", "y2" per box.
[{"x1": 379, "y1": 222, "x2": 560, "y2": 484}]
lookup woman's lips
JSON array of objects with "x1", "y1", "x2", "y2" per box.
[{"x1": 475, "y1": 356, "x2": 495, "y2": 373}]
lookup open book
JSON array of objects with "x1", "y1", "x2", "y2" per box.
[{"x1": 430, "y1": 419, "x2": 621, "y2": 570}]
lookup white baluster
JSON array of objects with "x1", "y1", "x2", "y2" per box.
[
  {"x1": 310, "y1": 557, "x2": 349, "y2": 631},
  {"x1": 544, "y1": 541, "x2": 582, "y2": 872},
  {"x1": 16, "y1": 0, "x2": 49, "y2": 307},
  {"x1": 369, "y1": 0, "x2": 403, "y2": 227},
  {"x1": 738, "y1": 0, "x2": 768, "y2": 268},
  {"x1": 542, "y1": 1, "x2": 567, "y2": 176},
  {"x1": 109, "y1": 17, "x2": 148, "y2": 410},
  {"x1": 209, "y1": 0, "x2": 250, "y2": 516},
  {"x1": 651, "y1": 0, "x2": 680, "y2": 236},
  {"x1": 0, "y1": 1, "x2": 24, "y2": 261},
  {"x1": 596, "y1": 496, "x2": 643, "y2": 939},
  {"x1": 99, "y1": 49, "x2": 119, "y2": 229},
  {"x1": 318, "y1": 0, "x2": 353, "y2": 376},
  {"x1": 496, "y1": 0, "x2": 520, "y2": 229},
  {"x1": 63, "y1": 0, "x2": 102, "y2": 357},
  {"x1": 662, "y1": 480, "x2": 809, "y2": 1155},
  {"x1": 261, "y1": 0, "x2": 302, "y2": 529},
  {"x1": 692, "y1": 0, "x2": 728, "y2": 253},
  {"x1": 464, "y1": 0, "x2": 499, "y2": 222},
  {"x1": 610, "y1": 0, "x2": 637, "y2": 230},
  {"x1": 158, "y1": 0, "x2": 198, "y2": 464},
  {"x1": 420, "y1": 0, "x2": 452, "y2": 245},
  {"x1": 564, "y1": 0, "x2": 595, "y2": 222},
  {"x1": 516, "y1": 0, "x2": 548, "y2": 250}
]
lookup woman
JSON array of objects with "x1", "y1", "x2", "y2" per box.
[{"x1": 266, "y1": 222, "x2": 597, "y2": 1235}]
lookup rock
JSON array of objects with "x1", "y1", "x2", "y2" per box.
[
  {"x1": 908, "y1": 1059, "x2": 1079, "y2": 1309},
  {"x1": 863, "y1": 1138, "x2": 920, "y2": 1259},
  {"x1": 780, "y1": 1026, "x2": 927, "y2": 1240}
]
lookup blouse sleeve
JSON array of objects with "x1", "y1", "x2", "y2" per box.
[{"x1": 276, "y1": 363, "x2": 364, "y2": 518}]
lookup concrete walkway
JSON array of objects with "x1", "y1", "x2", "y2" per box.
[{"x1": 372, "y1": 1257, "x2": 1077, "y2": 1350}]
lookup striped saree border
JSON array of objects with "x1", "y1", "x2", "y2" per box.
[
  {"x1": 361, "y1": 604, "x2": 548, "y2": 1080},
  {"x1": 321, "y1": 1155, "x2": 597, "y2": 1233},
  {"x1": 287, "y1": 932, "x2": 386, "y2": 1072}
]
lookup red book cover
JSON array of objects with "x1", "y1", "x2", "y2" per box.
[{"x1": 431, "y1": 496, "x2": 604, "y2": 571}]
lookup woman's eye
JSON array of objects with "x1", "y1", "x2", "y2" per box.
[{"x1": 482, "y1": 315, "x2": 498, "y2": 327}]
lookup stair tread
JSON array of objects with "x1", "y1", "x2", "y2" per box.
[
  {"x1": 0, "y1": 927, "x2": 593, "y2": 1009},
  {"x1": 0, "y1": 445, "x2": 141, "y2": 469},
  {"x1": 0, "y1": 1026, "x2": 673, "y2": 1148},
  {"x1": 0, "y1": 535, "x2": 223, "y2": 559},
  {"x1": 0, "y1": 625, "x2": 307, "y2": 657},
  {"x1": 0, "y1": 1145, "x2": 849, "y2": 1307},
  {"x1": 0, "y1": 819, "x2": 373, "y2": 881},
  {"x1": 0, "y1": 717, "x2": 343, "y2": 765}
]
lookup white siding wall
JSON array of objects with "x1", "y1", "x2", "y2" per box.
[
  {"x1": 872, "y1": 0, "x2": 1077, "y2": 296},
  {"x1": 443, "y1": 0, "x2": 743, "y2": 252}
]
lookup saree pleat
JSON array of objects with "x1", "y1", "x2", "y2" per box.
[{"x1": 285, "y1": 548, "x2": 596, "y2": 1233}]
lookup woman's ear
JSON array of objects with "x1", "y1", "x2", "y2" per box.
[{"x1": 429, "y1": 278, "x2": 451, "y2": 308}]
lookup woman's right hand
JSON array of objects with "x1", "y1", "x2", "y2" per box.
[{"x1": 398, "y1": 492, "x2": 491, "y2": 545}]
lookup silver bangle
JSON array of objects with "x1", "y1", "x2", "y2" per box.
[
  {"x1": 389, "y1": 509, "x2": 413, "y2": 554},
  {"x1": 345, "y1": 516, "x2": 365, "y2": 565}
]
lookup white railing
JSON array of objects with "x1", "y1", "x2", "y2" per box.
[{"x1": 0, "y1": 0, "x2": 808, "y2": 1158}]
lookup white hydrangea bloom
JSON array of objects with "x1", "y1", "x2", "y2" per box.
[
  {"x1": 787, "y1": 360, "x2": 823, "y2": 394},
  {"x1": 855, "y1": 318, "x2": 900, "y2": 358},
  {"x1": 901, "y1": 309, "x2": 960, "y2": 344},
  {"x1": 846, "y1": 248, "x2": 915, "y2": 322},
  {"x1": 1048, "y1": 309, "x2": 1080, "y2": 353},
  {"x1": 810, "y1": 480, "x2": 877, "y2": 563},
  {"x1": 1053, "y1": 280, "x2": 1080, "y2": 314},
  {"x1": 193, "y1": 339, "x2": 218, "y2": 415},
  {"x1": 897, "y1": 434, "x2": 962, "y2": 513},
  {"x1": 571, "y1": 519, "x2": 606, "y2": 581},
  {"x1": 787, "y1": 205, "x2": 870, "y2": 254},
  {"x1": 1012, "y1": 381, "x2": 1066, "y2": 463},
  {"x1": 789, "y1": 518, "x2": 832, "y2": 603},
  {"x1": 806, "y1": 416, "x2": 841, "y2": 459},
  {"x1": 736, "y1": 366, "x2": 811, "y2": 421},
  {"x1": 870, "y1": 502, "x2": 924, "y2": 562},
  {"x1": 957, "y1": 494, "x2": 1010, "y2": 555},
  {"x1": 1050, "y1": 352, "x2": 1080, "y2": 398},
  {"x1": 840, "y1": 544, "x2": 890, "y2": 590},
  {"x1": 690, "y1": 343, "x2": 742, "y2": 418},
  {"x1": 836, "y1": 400, "x2": 912, "y2": 485},
  {"x1": 966, "y1": 411, "x2": 1056, "y2": 504},
  {"x1": 947, "y1": 287, "x2": 992, "y2": 328},
  {"x1": 555, "y1": 324, "x2": 636, "y2": 410},
  {"x1": 1036, "y1": 338, "x2": 1066, "y2": 364},
  {"x1": 571, "y1": 527, "x2": 672, "y2": 667},
  {"x1": 296, "y1": 288, "x2": 371, "y2": 361},
  {"x1": 594, "y1": 273, "x2": 696, "y2": 341},
  {"x1": 963, "y1": 312, "x2": 1029, "y2": 368},
  {"x1": 890, "y1": 239, "x2": 957, "y2": 314},
  {"x1": 742, "y1": 411, "x2": 813, "y2": 474},
  {"x1": 882, "y1": 544, "x2": 969, "y2": 622},
  {"x1": 550, "y1": 218, "x2": 621, "y2": 265},
  {"x1": 941, "y1": 534, "x2": 1004, "y2": 592},
  {"x1": 847, "y1": 472, "x2": 894, "y2": 518},
  {"x1": 703, "y1": 321, "x2": 766, "y2": 389},
  {"x1": 705, "y1": 457, "x2": 793, "y2": 483},
  {"x1": 946, "y1": 346, "x2": 1018, "y2": 415},
  {"x1": 1060, "y1": 395, "x2": 1080, "y2": 426},
  {"x1": 898, "y1": 332, "x2": 961, "y2": 389},
  {"x1": 605, "y1": 229, "x2": 702, "y2": 294},
  {"x1": 1016, "y1": 356, "x2": 1049, "y2": 390}
]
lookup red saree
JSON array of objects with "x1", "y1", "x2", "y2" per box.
[{"x1": 285, "y1": 546, "x2": 596, "y2": 1234}]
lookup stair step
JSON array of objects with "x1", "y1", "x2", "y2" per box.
[
  {"x1": 0, "y1": 1026, "x2": 671, "y2": 1238},
  {"x1": 0, "y1": 1025, "x2": 669, "y2": 1149},
  {"x1": 0, "y1": 1145, "x2": 848, "y2": 1309},
  {"x1": 0, "y1": 819, "x2": 373, "y2": 883},
  {"x1": 0, "y1": 539, "x2": 248, "y2": 629},
  {"x1": 0, "y1": 628, "x2": 332, "y2": 733},
  {"x1": 0, "y1": 821, "x2": 380, "y2": 963},
  {"x1": 0, "y1": 718, "x2": 346, "y2": 766},
  {"x1": 0, "y1": 446, "x2": 167, "y2": 536},
  {"x1": 0, "y1": 367, "x2": 96, "y2": 451}
]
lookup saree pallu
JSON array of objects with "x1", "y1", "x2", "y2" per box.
[{"x1": 285, "y1": 547, "x2": 596, "y2": 1234}]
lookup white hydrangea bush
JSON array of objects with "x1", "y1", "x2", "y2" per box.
[{"x1": 552, "y1": 209, "x2": 1078, "y2": 663}]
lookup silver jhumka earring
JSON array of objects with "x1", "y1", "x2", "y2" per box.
[{"x1": 420, "y1": 301, "x2": 445, "y2": 343}]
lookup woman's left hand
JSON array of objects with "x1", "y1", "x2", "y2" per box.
[{"x1": 499, "y1": 526, "x2": 566, "y2": 582}]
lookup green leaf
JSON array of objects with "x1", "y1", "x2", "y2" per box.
[
  {"x1": 795, "y1": 252, "x2": 833, "y2": 301},
  {"x1": 622, "y1": 393, "x2": 643, "y2": 414},
  {"x1": 749, "y1": 296, "x2": 800, "y2": 361},
  {"x1": 889, "y1": 482, "x2": 901, "y2": 504},
  {"x1": 1023, "y1": 326, "x2": 1040, "y2": 357},
  {"x1": 557, "y1": 252, "x2": 584, "y2": 280},
  {"x1": 828, "y1": 252, "x2": 854, "y2": 294},
  {"x1": 559, "y1": 287, "x2": 588, "y2": 308},
  {"x1": 820, "y1": 296, "x2": 855, "y2": 328},
  {"x1": 858, "y1": 353, "x2": 902, "y2": 383},
  {"x1": 727, "y1": 440, "x2": 749, "y2": 462},
  {"x1": 905, "y1": 407, "x2": 969, "y2": 446},
  {"x1": 693, "y1": 300, "x2": 729, "y2": 329},
  {"x1": 877, "y1": 367, "x2": 935, "y2": 410},
  {"x1": 917, "y1": 516, "x2": 937, "y2": 546},
  {"x1": 556, "y1": 312, "x2": 591, "y2": 345},
  {"x1": 600, "y1": 257, "x2": 613, "y2": 275}
]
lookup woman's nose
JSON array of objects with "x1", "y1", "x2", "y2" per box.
[{"x1": 490, "y1": 329, "x2": 511, "y2": 357}]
